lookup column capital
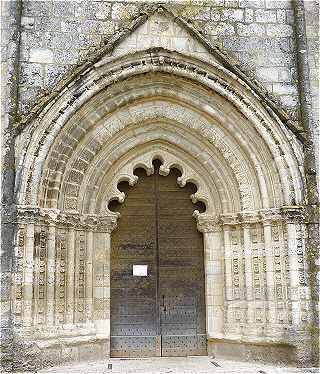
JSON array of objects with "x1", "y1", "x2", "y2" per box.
[
  {"x1": 196, "y1": 214, "x2": 222, "y2": 233},
  {"x1": 280, "y1": 206, "x2": 304, "y2": 223},
  {"x1": 17, "y1": 205, "x2": 40, "y2": 224},
  {"x1": 220, "y1": 213, "x2": 239, "y2": 226},
  {"x1": 259, "y1": 208, "x2": 282, "y2": 225},
  {"x1": 16, "y1": 205, "x2": 120, "y2": 231},
  {"x1": 97, "y1": 215, "x2": 118, "y2": 233},
  {"x1": 239, "y1": 211, "x2": 260, "y2": 227},
  {"x1": 39, "y1": 208, "x2": 60, "y2": 225}
]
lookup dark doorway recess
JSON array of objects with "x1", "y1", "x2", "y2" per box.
[{"x1": 109, "y1": 160, "x2": 207, "y2": 357}]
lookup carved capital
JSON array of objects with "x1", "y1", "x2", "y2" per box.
[
  {"x1": 16, "y1": 206, "x2": 119, "y2": 232},
  {"x1": 196, "y1": 214, "x2": 221, "y2": 233},
  {"x1": 239, "y1": 210, "x2": 260, "y2": 226},
  {"x1": 39, "y1": 208, "x2": 61, "y2": 225},
  {"x1": 220, "y1": 213, "x2": 239, "y2": 226},
  {"x1": 97, "y1": 215, "x2": 118, "y2": 233},
  {"x1": 59, "y1": 212, "x2": 81, "y2": 227},
  {"x1": 16, "y1": 205, "x2": 40, "y2": 223},
  {"x1": 281, "y1": 206, "x2": 304, "y2": 223},
  {"x1": 259, "y1": 208, "x2": 282, "y2": 225},
  {"x1": 82, "y1": 214, "x2": 99, "y2": 230}
]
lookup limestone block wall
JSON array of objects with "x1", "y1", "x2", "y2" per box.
[
  {"x1": 304, "y1": 0, "x2": 319, "y2": 179},
  {"x1": 17, "y1": 0, "x2": 301, "y2": 116}
]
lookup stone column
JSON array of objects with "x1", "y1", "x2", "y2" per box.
[
  {"x1": 222, "y1": 216, "x2": 233, "y2": 334},
  {"x1": 94, "y1": 215, "x2": 117, "y2": 355},
  {"x1": 66, "y1": 227, "x2": 75, "y2": 325},
  {"x1": 282, "y1": 208, "x2": 302, "y2": 327},
  {"x1": 241, "y1": 213, "x2": 256, "y2": 334},
  {"x1": 260, "y1": 210, "x2": 278, "y2": 333},
  {"x1": 86, "y1": 230, "x2": 94, "y2": 322},
  {"x1": 222, "y1": 225, "x2": 233, "y2": 302},
  {"x1": 221, "y1": 214, "x2": 244, "y2": 335},
  {"x1": 23, "y1": 223, "x2": 35, "y2": 327},
  {"x1": 46, "y1": 223, "x2": 56, "y2": 326},
  {"x1": 197, "y1": 215, "x2": 224, "y2": 338}
]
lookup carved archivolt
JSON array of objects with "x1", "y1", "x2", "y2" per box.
[{"x1": 15, "y1": 50, "x2": 304, "y2": 213}]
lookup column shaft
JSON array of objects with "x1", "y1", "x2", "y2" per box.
[
  {"x1": 287, "y1": 222, "x2": 300, "y2": 326},
  {"x1": 223, "y1": 226, "x2": 233, "y2": 301},
  {"x1": 66, "y1": 228, "x2": 75, "y2": 324},
  {"x1": 46, "y1": 224, "x2": 56, "y2": 325},
  {"x1": 23, "y1": 224, "x2": 35, "y2": 327},
  {"x1": 86, "y1": 230, "x2": 94, "y2": 321},
  {"x1": 243, "y1": 225, "x2": 254, "y2": 326},
  {"x1": 94, "y1": 231, "x2": 111, "y2": 341},
  {"x1": 263, "y1": 222, "x2": 276, "y2": 327},
  {"x1": 204, "y1": 229, "x2": 224, "y2": 338}
]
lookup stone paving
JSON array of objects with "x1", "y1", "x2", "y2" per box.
[{"x1": 39, "y1": 356, "x2": 318, "y2": 374}]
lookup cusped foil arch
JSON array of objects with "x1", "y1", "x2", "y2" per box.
[{"x1": 101, "y1": 148, "x2": 215, "y2": 219}]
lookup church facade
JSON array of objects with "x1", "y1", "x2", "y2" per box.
[{"x1": 1, "y1": 0, "x2": 319, "y2": 371}]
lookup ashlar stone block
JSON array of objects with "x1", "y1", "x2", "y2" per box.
[
  {"x1": 237, "y1": 23, "x2": 265, "y2": 36},
  {"x1": 266, "y1": 24, "x2": 293, "y2": 37},
  {"x1": 29, "y1": 48, "x2": 53, "y2": 64}
]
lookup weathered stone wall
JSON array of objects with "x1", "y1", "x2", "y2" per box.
[
  {"x1": 304, "y1": 0, "x2": 319, "y2": 177},
  {"x1": 18, "y1": 0, "x2": 300, "y2": 116}
]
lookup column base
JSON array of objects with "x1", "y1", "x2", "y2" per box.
[{"x1": 12, "y1": 323, "x2": 109, "y2": 371}]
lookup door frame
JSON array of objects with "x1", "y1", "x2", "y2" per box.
[{"x1": 100, "y1": 148, "x2": 225, "y2": 356}]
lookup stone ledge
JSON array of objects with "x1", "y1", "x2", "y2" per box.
[
  {"x1": 34, "y1": 334, "x2": 104, "y2": 349},
  {"x1": 208, "y1": 336, "x2": 294, "y2": 347},
  {"x1": 207, "y1": 335, "x2": 313, "y2": 366}
]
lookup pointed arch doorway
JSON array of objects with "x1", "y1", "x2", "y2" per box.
[{"x1": 109, "y1": 161, "x2": 207, "y2": 357}]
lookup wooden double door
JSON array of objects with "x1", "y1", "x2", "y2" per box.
[{"x1": 110, "y1": 162, "x2": 207, "y2": 357}]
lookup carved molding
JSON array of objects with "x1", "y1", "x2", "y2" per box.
[
  {"x1": 16, "y1": 206, "x2": 117, "y2": 232},
  {"x1": 280, "y1": 206, "x2": 304, "y2": 223},
  {"x1": 16, "y1": 205, "x2": 304, "y2": 231},
  {"x1": 196, "y1": 214, "x2": 222, "y2": 233},
  {"x1": 104, "y1": 149, "x2": 214, "y2": 218}
]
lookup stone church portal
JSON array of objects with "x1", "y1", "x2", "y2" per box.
[{"x1": 2, "y1": 3, "x2": 318, "y2": 371}]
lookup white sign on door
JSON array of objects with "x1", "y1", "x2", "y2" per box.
[{"x1": 132, "y1": 265, "x2": 148, "y2": 276}]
